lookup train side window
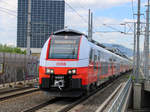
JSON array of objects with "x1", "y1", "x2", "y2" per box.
[
  {"x1": 105, "y1": 62, "x2": 108, "y2": 74},
  {"x1": 109, "y1": 58, "x2": 112, "y2": 62},
  {"x1": 94, "y1": 55, "x2": 97, "y2": 69},
  {"x1": 89, "y1": 48, "x2": 93, "y2": 63},
  {"x1": 98, "y1": 51, "x2": 100, "y2": 61},
  {"x1": 98, "y1": 56, "x2": 100, "y2": 61},
  {"x1": 94, "y1": 55, "x2": 97, "y2": 63},
  {"x1": 101, "y1": 62, "x2": 108, "y2": 75}
]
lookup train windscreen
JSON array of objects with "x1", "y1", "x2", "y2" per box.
[{"x1": 48, "y1": 36, "x2": 80, "y2": 59}]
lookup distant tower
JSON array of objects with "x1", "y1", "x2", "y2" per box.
[{"x1": 17, "y1": 0, "x2": 65, "y2": 50}]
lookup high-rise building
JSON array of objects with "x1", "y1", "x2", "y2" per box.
[{"x1": 17, "y1": 0, "x2": 65, "y2": 49}]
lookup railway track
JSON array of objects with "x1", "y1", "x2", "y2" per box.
[
  {"x1": 22, "y1": 72, "x2": 130, "y2": 112},
  {"x1": 0, "y1": 88, "x2": 40, "y2": 102},
  {"x1": 59, "y1": 74, "x2": 129, "y2": 112},
  {"x1": 22, "y1": 97, "x2": 61, "y2": 112},
  {"x1": 0, "y1": 87, "x2": 32, "y2": 95}
]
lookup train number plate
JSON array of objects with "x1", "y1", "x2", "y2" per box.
[{"x1": 55, "y1": 76, "x2": 64, "y2": 80}]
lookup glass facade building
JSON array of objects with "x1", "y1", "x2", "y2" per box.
[{"x1": 17, "y1": 0, "x2": 65, "y2": 48}]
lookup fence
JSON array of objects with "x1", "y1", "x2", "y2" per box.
[
  {"x1": 108, "y1": 76, "x2": 132, "y2": 112},
  {"x1": 0, "y1": 52, "x2": 39, "y2": 84}
]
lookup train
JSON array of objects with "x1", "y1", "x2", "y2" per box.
[{"x1": 39, "y1": 29, "x2": 132, "y2": 97}]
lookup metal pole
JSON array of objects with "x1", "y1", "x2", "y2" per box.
[
  {"x1": 133, "y1": 23, "x2": 137, "y2": 76},
  {"x1": 136, "y1": 0, "x2": 141, "y2": 83},
  {"x1": 88, "y1": 9, "x2": 91, "y2": 41},
  {"x1": 91, "y1": 12, "x2": 93, "y2": 41},
  {"x1": 27, "y1": 0, "x2": 31, "y2": 55},
  {"x1": 144, "y1": 27, "x2": 146, "y2": 76},
  {"x1": 144, "y1": 0, "x2": 150, "y2": 79}
]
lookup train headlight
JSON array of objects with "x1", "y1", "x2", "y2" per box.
[
  {"x1": 46, "y1": 69, "x2": 54, "y2": 74},
  {"x1": 72, "y1": 69, "x2": 76, "y2": 74},
  {"x1": 50, "y1": 69, "x2": 54, "y2": 74},
  {"x1": 67, "y1": 69, "x2": 77, "y2": 75},
  {"x1": 68, "y1": 70, "x2": 72, "y2": 74}
]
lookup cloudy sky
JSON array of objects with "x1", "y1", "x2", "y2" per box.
[{"x1": 0, "y1": 0, "x2": 148, "y2": 50}]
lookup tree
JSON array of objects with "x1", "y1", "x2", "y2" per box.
[{"x1": 0, "y1": 44, "x2": 26, "y2": 54}]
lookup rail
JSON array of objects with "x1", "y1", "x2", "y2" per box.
[{"x1": 108, "y1": 76, "x2": 132, "y2": 112}]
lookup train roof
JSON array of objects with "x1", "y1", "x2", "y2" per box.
[
  {"x1": 54, "y1": 29, "x2": 86, "y2": 36},
  {"x1": 90, "y1": 39, "x2": 130, "y2": 60},
  {"x1": 53, "y1": 29, "x2": 131, "y2": 61}
]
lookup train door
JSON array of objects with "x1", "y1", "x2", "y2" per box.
[
  {"x1": 116, "y1": 59, "x2": 120, "y2": 75},
  {"x1": 120, "y1": 61, "x2": 122, "y2": 73},
  {"x1": 111, "y1": 56, "x2": 114, "y2": 75},
  {"x1": 89, "y1": 48, "x2": 94, "y2": 84},
  {"x1": 113, "y1": 58, "x2": 117, "y2": 75},
  {"x1": 94, "y1": 50, "x2": 98, "y2": 82},
  {"x1": 109, "y1": 56, "x2": 113, "y2": 76},
  {"x1": 101, "y1": 53, "x2": 108, "y2": 77},
  {"x1": 97, "y1": 51, "x2": 101, "y2": 81}
]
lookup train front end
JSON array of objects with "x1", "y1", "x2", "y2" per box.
[{"x1": 39, "y1": 30, "x2": 89, "y2": 97}]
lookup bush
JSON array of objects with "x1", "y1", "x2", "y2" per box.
[{"x1": 0, "y1": 44, "x2": 26, "y2": 54}]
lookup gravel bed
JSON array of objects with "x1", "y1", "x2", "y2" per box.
[
  {"x1": 68, "y1": 74, "x2": 129, "y2": 112},
  {"x1": 36, "y1": 97, "x2": 78, "y2": 112},
  {"x1": 36, "y1": 100, "x2": 71, "y2": 112},
  {"x1": 0, "y1": 91, "x2": 52, "y2": 112}
]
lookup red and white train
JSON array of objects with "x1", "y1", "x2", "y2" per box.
[{"x1": 39, "y1": 29, "x2": 132, "y2": 97}]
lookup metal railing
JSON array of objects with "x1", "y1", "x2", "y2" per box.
[
  {"x1": 0, "y1": 52, "x2": 39, "y2": 84},
  {"x1": 108, "y1": 76, "x2": 132, "y2": 112}
]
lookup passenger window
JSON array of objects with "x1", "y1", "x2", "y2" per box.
[
  {"x1": 98, "y1": 56, "x2": 100, "y2": 61},
  {"x1": 94, "y1": 55, "x2": 97, "y2": 63},
  {"x1": 89, "y1": 48, "x2": 93, "y2": 63},
  {"x1": 109, "y1": 58, "x2": 112, "y2": 62},
  {"x1": 94, "y1": 55, "x2": 97, "y2": 69}
]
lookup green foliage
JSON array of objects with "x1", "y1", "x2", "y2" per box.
[
  {"x1": 0, "y1": 44, "x2": 26, "y2": 54},
  {"x1": 131, "y1": 75, "x2": 135, "y2": 80}
]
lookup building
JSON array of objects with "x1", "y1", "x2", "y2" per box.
[{"x1": 17, "y1": 0, "x2": 65, "y2": 55}]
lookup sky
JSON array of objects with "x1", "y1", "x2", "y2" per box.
[{"x1": 0, "y1": 0, "x2": 148, "y2": 50}]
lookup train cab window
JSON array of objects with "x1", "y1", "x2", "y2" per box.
[{"x1": 48, "y1": 36, "x2": 80, "y2": 59}]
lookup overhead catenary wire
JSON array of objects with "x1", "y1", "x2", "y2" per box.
[
  {"x1": 0, "y1": 6, "x2": 17, "y2": 13},
  {"x1": 65, "y1": 0, "x2": 88, "y2": 11},
  {"x1": 65, "y1": 1, "x2": 88, "y2": 23},
  {"x1": 0, "y1": 9, "x2": 17, "y2": 17},
  {"x1": 0, "y1": 0, "x2": 134, "y2": 35},
  {"x1": 65, "y1": 0, "x2": 125, "y2": 35},
  {"x1": 65, "y1": 1, "x2": 97, "y2": 34}
]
